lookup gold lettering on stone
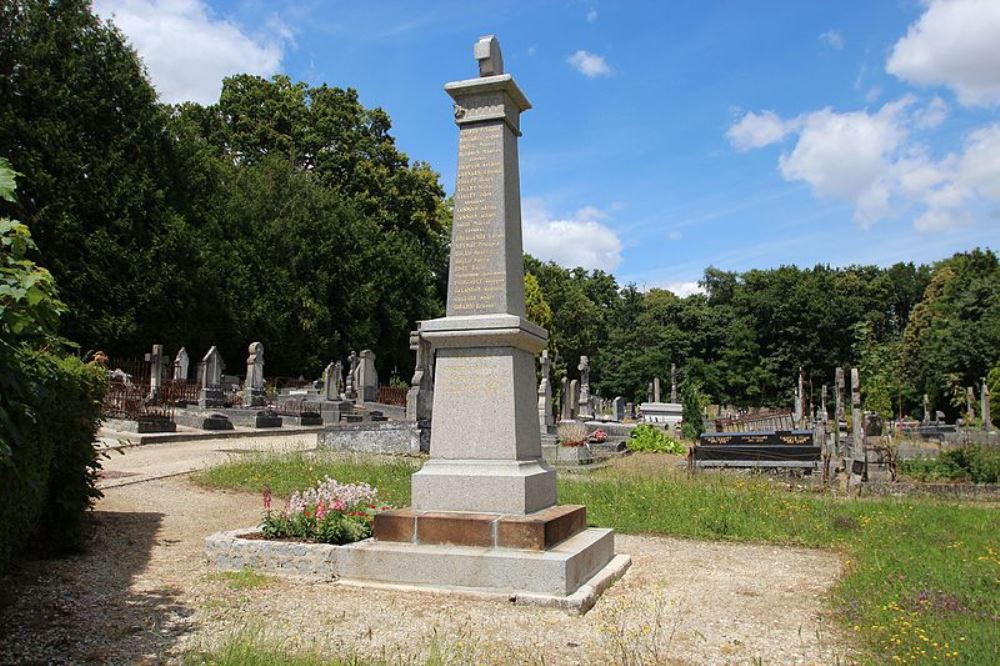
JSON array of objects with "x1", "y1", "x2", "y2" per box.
[
  {"x1": 448, "y1": 122, "x2": 508, "y2": 315},
  {"x1": 443, "y1": 358, "x2": 503, "y2": 398}
]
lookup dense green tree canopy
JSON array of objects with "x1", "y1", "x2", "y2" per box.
[
  {"x1": 0, "y1": 0, "x2": 449, "y2": 378},
  {"x1": 1, "y1": 0, "x2": 996, "y2": 414},
  {"x1": 527, "y1": 253, "x2": 996, "y2": 419}
]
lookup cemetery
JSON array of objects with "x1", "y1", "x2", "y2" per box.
[{"x1": 2, "y1": 2, "x2": 999, "y2": 665}]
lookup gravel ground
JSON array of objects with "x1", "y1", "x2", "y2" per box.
[{"x1": 0, "y1": 472, "x2": 853, "y2": 665}]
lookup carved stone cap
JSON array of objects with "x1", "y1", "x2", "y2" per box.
[
  {"x1": 474, "y1": 35, "x2": 503, "y2": 77},
  {"x1": 445, "y1": 74, "x2": 531, "y2": 112}
]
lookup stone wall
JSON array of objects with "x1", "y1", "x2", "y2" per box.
[{"x1": 317, "y1": 420, "x2": 428, "y2": 455}]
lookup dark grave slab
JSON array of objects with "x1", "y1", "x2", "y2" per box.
[{"x1": 695, "y1": 429, "x2": 820, "y2": 464}]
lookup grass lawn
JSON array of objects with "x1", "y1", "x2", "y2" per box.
[{"x1": 193, "y1": 452, "x2": 1000, "y2": 665}]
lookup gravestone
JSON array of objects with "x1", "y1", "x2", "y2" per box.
[
  {"x1": 406, "y1": 328, "x2": 434, "y2": 422},
  {"x1": 923, "y1": 393, "x2": 930, "y2": 424},
  {"x1": 372, "y1": 38, "x2": 623, "y2": 607},
  {"x1": 569, "y1": 379, "x2": 580, "y2": 420},
  {"x1": 820, "y1": 384, "x2": 827, "y2": 426},
  {"x1": 647, "y1": 381, "x2": 654, "y2": 403},
  {"x1": 560, "y1": 376, "x2": 572, "y2": 421},
  {"x1": 653, "y1": 377, "x2": 662, "y2": 403},
  {"x1": 323, "y1": 361, "x2": 340, "y2": 401},
  {"x1": 357, "y1": 349, "x2": 378, "y2": 402},
  {"x1": 173, "y1": 347, "x2": 189, "y2": 381},
  {"x1": 850, "y1": 368, "x2": 862, "y2": 464},
  {"x1": 145, "y1": 343, "x2": 167, "y2": 401},
  {"x1": 670, "y1": 363, "x2": 677, "y2": 403},
  {"x1": 578, "y1": 355, "x2": 593, "y2": 419},
  {"x1": 793, "y1": 367, "x2": 803, "y2": 426},
  {"x1": 612, "y1": 396, "x2": 625, "y2": 422},
  {"x1": 345, "y1": 351, "x2": 358, "y2": 400},
  {"x1": 966, "y1": 386, "x2": 976, "y2": 422},
  {"x1": 243, "y1": 341, "x2": 266, "y2": 407},
  {"x1": 198, "y1": 346, "x2": 225, "y2": 407},
  {"x1": 537, "y1": 349, "x2": 555, "y2": 437},
  {"x1": 982, "y1": 378, "x2": 993, "y2": 432},
  {"x1": 834, "y1": 367, "x2": 844, "y2": 457}
]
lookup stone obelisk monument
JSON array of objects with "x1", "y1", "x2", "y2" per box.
[
  {"x1": 370, "y1": 36, "x2": 627, "y2": 610},
  {"x1": 410, "y1": 35, "x2": 554, "y2": 514}
]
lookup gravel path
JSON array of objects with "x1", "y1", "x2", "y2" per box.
[{"x1": 1, "y1": 454, "x2": 853, "y2": 664}]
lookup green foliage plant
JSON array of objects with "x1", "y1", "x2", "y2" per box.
[
  {"x1": 259, "y1": 477, "x2": 393, "y2": 545},
  {"x1": 627, "y1": 424, "x2": 686, "y2": 454},
  {"x1": 681, "y1": 380, "x2": 705, "y2": 440},
  {"x1": 0, "y1": 157, "x2": 106, "y2": 572}
]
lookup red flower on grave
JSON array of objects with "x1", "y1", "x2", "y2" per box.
[{"x1": 262, "y1": 486, "x2": 272, "y2": 510}]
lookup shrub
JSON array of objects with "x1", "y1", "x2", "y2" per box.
[
  {"x1": 0, "y1": 348, "x2": 106, "y2": 569},
  {"x1": 557, "y1": 421, "x2": 589, "y2": 447},
  {"x1": 1, "y1": 158, "x2": 107, "y2": 573},
  {"x1": 628, "y1": 424, "x2": 687, "y2": 454},
  {"x1": 260, "y1": 477, "x2": 392, "y2": 545},
  {"x1": 680, "y1": 380, "x2": 705, "y2": 440},
  {"x1": 901, "y1": 445, "x2": 1000, "y2": 484}
]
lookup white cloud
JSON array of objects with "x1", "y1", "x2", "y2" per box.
[
  {"x1": 94, "y1": 0, "x2": 285, "y2": 105},
  {"x1": 522, "y1": 199, "x2": 623, "y2": 271},
  {"x1": 777, "y1": 99, "x2": 911, "y2": 224},
  {"x1": 727, "y1": 110, "x2": 795, "y2": 151},
  {"x1": 913, "y1": 96, "x2": 949, "y2": 129},
  {"x1": 567, "y1": 50, "x2": 612, "y2": 78},
  {"x1": 819, "y1": 30, "x2": 844, "y2": 50},
  {"x1": 730, "y1": 98, "x2": 1000, "y2": 232},
  {"x1": 642, "y1": 281, "x2": 705, "y2": 298},
  {"x1": 586, "y1": 8, "x2": 598, "y2": 23},
  {"x1": 887, "y1": 0, "x2": 1000, "y2": 107}
]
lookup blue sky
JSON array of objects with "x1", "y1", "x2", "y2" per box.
[{"x1": 94, "y1": 0, "x2": 1000, "y2": 295}]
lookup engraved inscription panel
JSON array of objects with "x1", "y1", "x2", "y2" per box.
[{"x1": 448, "y1": 122, "x2": 509, "y2": 316}]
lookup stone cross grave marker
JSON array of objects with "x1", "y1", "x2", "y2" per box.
[
  {"x1": 537, "y1": 349, "x2": 554, "y2": 434},
  {"x1": 850, "y1": 368, "x2": 862, "y2": 463},
  {"x1": 145, "y1": 343, "x2": 168, "y2": 400}
]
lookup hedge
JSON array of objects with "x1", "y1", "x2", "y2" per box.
[{"x1": 0, "y1": 346, "x2": 106, "y2": 573}]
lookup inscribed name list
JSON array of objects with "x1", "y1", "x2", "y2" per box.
[{"x1": 448, "y1": 122, "x2": 508, "y2": 316}]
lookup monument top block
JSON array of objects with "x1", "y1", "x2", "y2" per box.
[{"x1": 474, "y1": 35, "x2": 503, "y2": 77}]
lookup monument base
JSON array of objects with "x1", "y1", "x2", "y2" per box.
[
  {"x1": 198, "y1": 386, "x2": 226, "y2": 408},
  {"x1": 411, "y1": 458, "x2": 556, "y2": 515},
  {"x1": 206, "y1": 525, "x2": 629, "y2": 614}
]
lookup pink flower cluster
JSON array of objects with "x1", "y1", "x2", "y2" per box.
[{"x1": 286, "y1": 476, "x2": 378, "y2": 516}]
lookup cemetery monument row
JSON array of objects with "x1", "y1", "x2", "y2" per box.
[{"x1": 370, "y1": 35, "x2": 628, "y2": 608}]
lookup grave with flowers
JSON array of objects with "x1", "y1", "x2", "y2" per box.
[{"x1": 206, "y1": 34, "x2": 628, "y2": 613}]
